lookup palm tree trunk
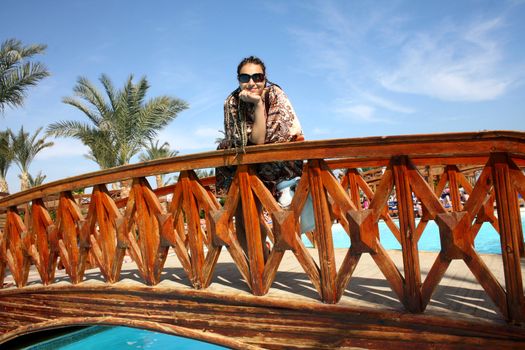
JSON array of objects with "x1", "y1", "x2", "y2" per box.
[
  {"x1": 0, "y1": 176, "x2": 9, "y2": 194},
  {"x1": 156, "y1": 174, "x2": 163, "y2": 189},
  {"x1": 20, "y1": 171, "x2": 30, "y2": 191},
  {"x1": 119, "y1": 179, "x2": 132, "y2": 199}
]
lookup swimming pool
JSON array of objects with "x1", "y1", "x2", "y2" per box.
[
  {"x1": 26, "y1": 326, "x2": 228, "y2": 350},
  {"x1": 302, "y1": 217, "x2": 525, "y2": 254}
]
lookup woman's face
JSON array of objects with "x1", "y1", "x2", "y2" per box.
[{"x1": 238, "y1": 63, "x2": 266, "y2": 96}]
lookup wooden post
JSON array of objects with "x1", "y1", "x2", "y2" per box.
[
  {"x1": 180, "y1": 171, "x2": 205, "y2": 289},
  {"x1": 308, "y1": 160, "x2": 337, "y2": 303},
  {"x1": 392, "y1": 156, "x2": 423, "y2": 312},
  {"x1": 4, "y1": 207, "x2": 30, "y2": 287},
  {"x1": 30, "y1": 199, "x2": 57, "y2": 285},
  {"x1": 446, "y1": 166, "x2": 462, "y2": 211},
  {"x1": 56, "y1": 191, "x2": 87, "y2": 284},
  {"x1": 238, "y1": 165, "x2": 265, "y2": 295},
  {"x1": 346, "y1": 169, "x2": 361, "y2": 209},
  {"x1": 490, "y1": 153, "x2": 525, "y2": 323}
]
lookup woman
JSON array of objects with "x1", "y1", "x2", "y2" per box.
[
  {"x1": 216, "y1": 56, "x2": 305, "y2": 257},
  {"x1": 216, "y1": 56, "x2": 304, "y2": 198}
]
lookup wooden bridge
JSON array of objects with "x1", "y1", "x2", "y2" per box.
[{"x1": 1, "y1": 131, "x2": 524, "y2": 349}]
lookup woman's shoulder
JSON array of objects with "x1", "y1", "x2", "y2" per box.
[
  {"x1": 267, "y1": 83, "x2": 284, "y2": 93},
  {"x1": 267, "y1": 83, "x2": 288, "y2": 100}
]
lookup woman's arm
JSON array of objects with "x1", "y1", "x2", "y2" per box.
[
  {"x1": 239, "y1": 89, "x2": 267, "y2": 145},
  {"x1": 248, "y1": 99, "x2": 266, "y2": 144}
]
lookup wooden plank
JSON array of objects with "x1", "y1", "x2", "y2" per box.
[
  {"x1": 355, "y1": 173, "x2": 401, "y2": 241},
  {"x1": 93, "y1": 186, "x2": 112, "y2": 275},
  {"x1": 335, "y1": 251, "x2": 361, "y2": 300},
  {"x1": 290, "y1": 165, "x2": 310, "y2": 219},
  {"x1": 2, "y1": 250, "x2": 525, "y2": 347},
  {"x1": 4, "y1": 208, "x2": 29, "y2": 287},
  {"x1": 0, "y1": 226, "x2": 5, "y2": 288},
  {"x1": 56, "y1": 192, "x2": 85, "y2": 284},
  {"x1": 446, "y1": 166, "x2": 463, "y2": 211},
  {"x1": 159, "y1": 213, "x2": 192, "y2": 280},
  {"x1": 88, "y1": 235, "x2": 108, "y2": 279},
  {"x1": 463, "y1": 162, "x2": 493, "y2": 219},
  {"x1": 308, "y1": 160, "x2": 337, "y2": 303},
  {"x1": 291, "y1": 234, "x2": 322, "y2": 297},
  {"x1": 132, "y1": 178, "x2": 161, "y2": 285},
  {"x1": 407, "y1": 163, "x2": 446, "y2": 219},
  {"x1": 464, "y1": 249, "x2": 509, "y2": 320},
  {"x1": 490, "y1": 153, "x2": 525, "y2": 322},
  {"x1": 238, "y1": 166, "x2": 265, "y2": 295},
  {"x1": 262, "y1": 249, "x2": 285, "y2": 294},
  {"x1": 202, "y1": 245, "x2": 222, "y2": 288},
  {"x1": 421, "y1": 252, "x2": 451, "y2": 308},
  {"x1": 370, "y1": 243, "x2": 405, "y2": 303},
  {"x1": 346, "y1": 169, "x2": 361, "y2": 208},
  {"x1": 249, "y1": 173, "x2": 281, "y2": 214},
  {"x1": 30, "y1": 199, "x2": 57, "y2": 285},
  {"x1": 368, "y1": 164, "x2": 394, "y2": 224},
  {"x1": 2, "y1": 280, "x2": 525, "y2": 350},
  {"x1": 508, "y1": 159, "x2": 525, "y2": 256},
  {"x1": 320, "y1": 164, "x2": 357, "y2": 213},
  {"x1": 392, "y1": 156, "x2": 423, "y2": 312},
  {"x1": 180, "y1": 171, "x2": 205, "y2": 289},
  {"x1": 3, "y1": 131, "x2": 525, "y2": 209}
]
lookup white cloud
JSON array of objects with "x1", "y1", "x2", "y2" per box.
[
  {"x1": 346, "y1": 105, "x2": 375, "y2": 121},
  {"x1": 334, "y1": 103, "x2": 394, "y2": 124},
  {"x1": 290, "y1": 2, "x2": 522, "y2": 105},
  {"x1": 379, "y1": 17, "x2": 514, "y2": 101},
  {"x1": 360, "y1": 91, "x2": 415, "y2": 114},
  {"x1": 158, "y1": 128, "x2": 220, "y2": 154}
]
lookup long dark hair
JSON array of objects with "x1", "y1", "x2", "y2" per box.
[{"x1": 236, "y1": 56, "x2": 266, "y2": 76}]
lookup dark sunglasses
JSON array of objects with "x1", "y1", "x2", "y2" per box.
[{"x1": 238, "y1": 73, "x2": 265, "y2": 83}]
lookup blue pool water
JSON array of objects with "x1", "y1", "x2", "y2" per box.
[
  {"x1": 27, "y1": 326, "x2": 227, "y2": 349},
  {"x1": 302, "y1": 218, "x2": 525, "y2": 254}
]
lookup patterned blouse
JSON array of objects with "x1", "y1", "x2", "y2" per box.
[{"x1": 216, "y1": 83, "x2": 304, "y2": 196}]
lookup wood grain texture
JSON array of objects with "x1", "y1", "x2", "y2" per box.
[
  {"x1": 1, "y1": 131, "x2": 525, "y2": 347},
  {"x1": 3, "y1": 250, "x2": 523, "y2": 349}
]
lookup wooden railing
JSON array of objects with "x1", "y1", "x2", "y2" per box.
[{"x1": 1, "y1": 130, "x2": 524, "y2": 325}]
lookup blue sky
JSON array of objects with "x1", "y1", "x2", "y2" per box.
[{"x1": 1, "y1": 0, "x2": 524, "y2": 192}]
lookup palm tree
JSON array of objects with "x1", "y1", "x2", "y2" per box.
[
  {"x1": 47, "y1": 74, "x2": 188, "y2": 170},
  {"x1": 21, "y1": 170, "x2": 47, "y2": 188},
  {"x1": 139, "y1": 140, "x2": 178, "y2": 188},
  {"x1": 0, "y1": 38, "x2": 50, "y2": 113},
  {"x1": 10, "y1": 127, "x2": 54, "y2": 191},
  {"x1": 0, "y1": 130, "x2": 13, "y2": 193}
]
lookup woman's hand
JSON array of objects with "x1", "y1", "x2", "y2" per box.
[
  {"x1": 244, "y1": 89, "x2": 267, "y2": 144},
  {"x1": 239, "y1": 89, "x2": 262, "y2": 105}
]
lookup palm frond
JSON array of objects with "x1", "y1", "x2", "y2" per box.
[
  {"x1": 0, "y1": 38, "x2": 49, "y2": 112},
  {"x1": 139, "y1": 140, "x2": 178, "y2": 162},
  {"x1": 100, "y1": 74, "x2": 118, "y2": 111},
  {"x1": 46, "y1": 120, "x2": 94, "y2": 138},
  {"x1": 73, "y1": 76, "x2": 111, "y2": 120},
  {"x1": 0, "y1": 130, "x2": 14, "y2": 177},
  {"x1": 10, "y1": 126, "x2": 54, "y2": 172},
  {"x1": 56, "y1": 73, "x2": 188, "y2": 168},
  {"x1": 61, "y1": 97, "x2": 102, "y2": 126}
]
